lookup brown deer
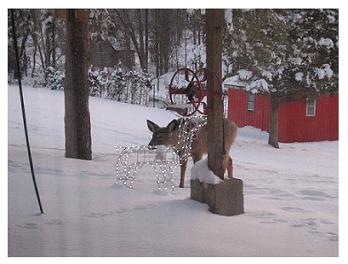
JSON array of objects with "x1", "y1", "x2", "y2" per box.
[{"x1": 147, "y1": 118, "x2": 238, "y2": 188}]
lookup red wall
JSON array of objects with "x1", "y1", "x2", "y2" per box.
[
  {"x1": 278, "y1": 95, "x2": 338, "y2": 142},
  {"x1": 227, "y1": 88, "x2": 338, "y2": 143},
  {"x1": 228, "y1": 89, "x2": 270, "y2": 132}
]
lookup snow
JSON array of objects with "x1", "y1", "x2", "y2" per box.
[
  {"x1": 261, "y1": 70, "x2": 272, "y2": 81},
  {"x1": 238, "y1": 69, "x2": 253, "y2": 80},
  {"x1": 8, "y1": 85, "x2": 338, "y2": 256},
  {"x1": 150, "y1": 71, "x2": 174, "y2": 101},
  {"x1": 246, "y1": 79, "x2": 269, "y2": 93},
  {"x1": 224, "y1": 73, "x2": 270, "y2": 93},
  {"x1": 295, "y1": 72, "x2": 304, "y2": 81},
  {"x1": 154, "y1": 145, "x2": 169, "y2": 161},
  {"x1": 318, "y1": 37, "x2": 334, "y2": 49},
  {"x1": 315, "y1": 68, "x2": 326, "y2": 80},
  {"x1": 224, "y1": 9, "x2": 233, "y2": 26},
  {"x1": 315, "y1": 64, "x2": 334, "y2": 80},
  {"x1": 291, "y1": 57, "x2": 303, "y2": 65},
  {"x1": 223, "y1": 75, "x2": 248, "y2": 88},
  {"x1": 175, "y1": 31, "x2": 207, "y2": 69},
  {"x1": 190, "y1": 158, "x2": 223, "y2": 184},
  {"x1": 327, "y1": 15, "x2": 336, "y2": 24}
]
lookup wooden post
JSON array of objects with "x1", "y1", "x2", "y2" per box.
[{"x1": 206, "y1": 9, "x2": 225, "y2": 179}]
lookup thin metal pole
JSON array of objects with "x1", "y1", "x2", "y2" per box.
[{"x1": 10, "y1": 9, "x2": 44, "y2": 214}]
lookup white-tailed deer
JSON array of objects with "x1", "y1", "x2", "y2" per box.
[{"x1": 147, "y1": 118, "x2": 238, "y2": 188}]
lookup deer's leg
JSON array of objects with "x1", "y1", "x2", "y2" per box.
[
  {"x1": 180, "y1": 160, "x2": 187, "y2": 188},
  {"x1": 223, "y1": 154, "x2": 233, "y2": 179},
  {"x1": 227, "y1": 156, "x2": 233, "y2": 179},
  {"x1": 192, "y1": 152, "x2": 203, "y2": 164}
]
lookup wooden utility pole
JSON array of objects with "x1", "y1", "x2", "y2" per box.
[
  {"x1": 64, "y1": 9, "x2": 92, "y2": 160},
  {"x1": 191, "y1": 9, "x2": 244, "y2": 216},
  {"x1": 206, "y1": 9, "x2": 225, "y2": 179}
]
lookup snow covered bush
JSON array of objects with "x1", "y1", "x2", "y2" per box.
[
  {"x1": 46, "y1": 67, "x2": 64, "y2": 90},
  {"x1": 88, "y1": 66, "x2": 101, "y2": 96},
  {"x1": 124, "y1": 70, "x2": 152, "y2": 105},
  {"x1": 88, "y1": 66, "x2": 110, "y2": 97},
  {"x1": 108, "y1": 66, "x2": 126, "y2": 101},
  {"x1": 88, "y1": 65, "x2": 152, "y2": 106}
]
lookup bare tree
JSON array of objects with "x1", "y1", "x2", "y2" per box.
[
  {"x1": 115, "y1": 9, "x2": 147, "y2": 71},
  {"x1": 8, "y1": 9, "x2": 31, "y2": 78}
]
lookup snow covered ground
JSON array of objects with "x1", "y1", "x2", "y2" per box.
[{"x1": 8, "y1": 85, "x2": 338, "y2": 256}]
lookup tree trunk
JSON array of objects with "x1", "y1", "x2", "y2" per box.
[
  {"x1": 206, "y1": 9, "x2": 225, "y2": 180},
  {"x1": 115, "y1": 9, "x2": 146, "y2": 71},
  {"x1": 30, "y1": 10, "x2": 47, "y2": 82},
  {"x1": 23, "y1": 48, "x2": 27, "y2": 77},
  {"x1": 184, "y1": 12, "x2": 188, "y2": 66},
  {"x1": 160, "y1": 10, "x2": 170, "y2": 73},
  {"x1": 37, "y1": 43, "x2": 46, "y2": 82},
  {"x1": 51, "y1": 16, "x2": 56, "y2": 68},
  {"x1": 175, "y1": 9, "x2": 179, "y2": 70},
  {"x1": 193, "y1": 19, "x2": 197, "y2": 45},
  {"x1": 154, "y1": 9, "x2": 160, "y2": 77},
  {"x1": 123, "y1": 29, "x2": 132, "y2": 70},
  {"x1": 64, "y1": 9, "x2": 92, "y2": 160},
  {"x1": 137, "y1": 9, "x2": 145, "y2": 71},
  {"x1": 14, "y1": 18, "x2": 29, "y2": 79},
  {"x1": 154, "y1": 10, "x2": 163, "y2": 75},
  {"x1": 31, "y1": 42, "x2": 37, "y2": 78},
  {"x1": 19, "y1": 29, "x2": 29, "y2": 64},
  {"x1": 268, "y1": 95, "x2": 280, "y2": 149},
  {"x1": 39, "y1": 13, "x2": 49, "y2": 82},
  {"x1": 144, "y1": 9, "x2": 149, "y2": 73},
  {"x1": 198, "y1": 9, "x2": 201, "y2": 45},
  {"x1": 45, "y1": 23, "x2": 51, "y2": 69}
]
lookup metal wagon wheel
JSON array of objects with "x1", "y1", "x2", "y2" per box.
[
  {"x1": 168, "y1": 67, "x2": 204, "y2": 116},
  {"x1": 193, "y1": 67, "x2": 208, "y2": 115},
  {"x1": 194, "y1": 67, "x2": 225, "y2": 115}
]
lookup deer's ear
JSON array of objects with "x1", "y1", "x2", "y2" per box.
[
  {"x1": 147, "y1": 120, "x2": 160, "y2": 133},
  {"x1": 167, "y1": 119, "x2": 178, "y2": 132}
]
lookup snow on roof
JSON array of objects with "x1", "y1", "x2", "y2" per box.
[
  {"x1": 238, "y1": 69, "x2": 253, "y2": 80},
  {"x1": 223, "y1": 75, "x2": 248, "y2": 88},
  {"x1": 246, "y1": 79, "x2": 269, "y2": 93},
  {"x1": 224, "y1": 75, "x2": 270, "y2": 94},
  {"x1": 224, "y1": 70, "x2": 254, "y2": 88}
]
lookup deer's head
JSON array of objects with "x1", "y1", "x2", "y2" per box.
[{"x1": 147, "y1": 119, "x2": 179, "y2": 147}]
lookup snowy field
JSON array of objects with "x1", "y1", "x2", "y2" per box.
[{"x1": 8, "y1": 85, "x2": 338, "y2": 256}]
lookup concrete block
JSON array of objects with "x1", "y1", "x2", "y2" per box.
[
  {"x1": 207, "y1": 178, "x2": 244, "y2": 216},
  {"x1": 190, "y1": 178, "x2": 244, "y2": 216},
  {"x1": 190, "y1": 179, "x2": 207, "y2": 203}
]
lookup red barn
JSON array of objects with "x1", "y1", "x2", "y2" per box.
[{"x1": 226, "y1": 86, "x2": 338, "y2": 143}]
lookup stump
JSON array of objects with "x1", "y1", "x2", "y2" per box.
[{"x1": 191, "y1": 178, "x2": 244, "y2": 216}]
